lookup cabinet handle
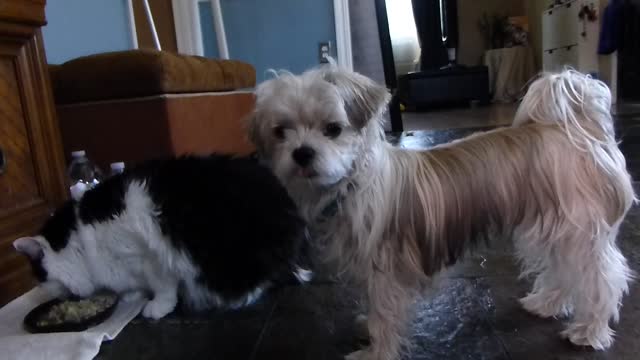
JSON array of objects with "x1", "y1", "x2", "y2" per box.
[{"x1": 0, "y1": 147, "x2": 5, "y2": 174}]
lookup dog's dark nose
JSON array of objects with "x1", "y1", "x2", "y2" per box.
[{"x1": 292, "y1": 146, "x2": 315, "y2": 167}]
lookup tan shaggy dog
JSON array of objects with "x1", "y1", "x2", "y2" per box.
[{"x1": 248, "y1": 68, "x2": 636, "y2": 360}]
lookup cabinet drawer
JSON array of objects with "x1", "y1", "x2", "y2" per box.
[{"x1": 0, "y1": 57, "x2": 42, "y2": 215}]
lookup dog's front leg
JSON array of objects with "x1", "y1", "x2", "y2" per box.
[{"x1": 346, "y1": 270, "x2": 413, "y2": 360}]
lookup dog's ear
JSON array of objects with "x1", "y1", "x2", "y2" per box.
[{"x1": 322, "y1": 68, "x2": 391, "y2": 128}]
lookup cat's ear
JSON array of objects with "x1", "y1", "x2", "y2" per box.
[{"x1": 13, "y1": 237, "x2": 44, "y2": 260}]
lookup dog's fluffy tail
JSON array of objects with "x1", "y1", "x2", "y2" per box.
[
  {"x1": 515, "y1": 70, "x2": 615, "y2": 151},
  {"x1": 515, "y1": 69, "x2": 636, "y2": 208}
]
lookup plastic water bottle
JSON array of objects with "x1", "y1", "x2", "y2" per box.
[
  {"x1": 68, "y1": 150, "x2": 103, "y2": 200},
  {"x1": 109, "y1": 162, "x2": 125, "y2": 176}
]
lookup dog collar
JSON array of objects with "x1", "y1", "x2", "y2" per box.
[
  {"x1": 320, "y1": 197, "x2": 342, "y2": 218},
  {"x1": 317, "y1": 182, "x2": 356, "y2": 220}
]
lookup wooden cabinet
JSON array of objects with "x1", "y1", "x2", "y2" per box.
[{"x1": 0, "y1": 0, "x2": 68, "y2": 306}]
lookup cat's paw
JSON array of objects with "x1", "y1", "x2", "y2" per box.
[{"x1": 142, "y1": 298, "x2": 176, "y2": 319}]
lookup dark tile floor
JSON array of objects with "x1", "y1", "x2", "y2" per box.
[{"x1": 97, "y1": 112, "x2": 640, "y2": 360}]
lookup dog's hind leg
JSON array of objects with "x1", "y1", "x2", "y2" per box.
[
  {"x1": 519, "y1": 259, "x2": 574, "y2": 319},
  {"x1": 515, "y1": 230, "x2": 574, "y2": 319},
  {"x1": 559, "y1": 225, "x2": 631, "y2": 350},
  {"x1": 346, "y1": 271, "x2": 415, "y2": 360}
]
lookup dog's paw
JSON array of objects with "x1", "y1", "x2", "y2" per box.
[
  {"x1": 561, "y1": 322, "x2": 614, "y2": 350},
  {"x1": 520, "y1": 291, "x2": 572, "y2": 319},
  {"x1": 142, "y1": 298, "x2": 176, "y2": 319}
]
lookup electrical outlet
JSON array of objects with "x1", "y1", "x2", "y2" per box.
[{"x1": 318, "y1": 42, "x2": 331, "y2": 64}]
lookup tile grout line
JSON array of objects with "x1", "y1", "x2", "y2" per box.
[
  {"x1": 473, "y1": 277, "x2": 515, "y2": 360},
  {"x1": 492, "y1": 329, "x2": 514, "y2": 360},
  {"x1": 248, "y1": 298, "x2": 279, "y2": 360}
]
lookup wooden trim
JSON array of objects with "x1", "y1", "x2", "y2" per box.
[
  {"x1": 0, "y1": 0, "x2": 46, "y2": 26},
  {"x1": 334, "y1": 0, "x2": 353, "y2": 71},
  {"x1": 31, "y1": 29, "x2": 68, "y2": 205},
  {"x1": 0, "y1": 20, "x2": 37, "y2": 40}
]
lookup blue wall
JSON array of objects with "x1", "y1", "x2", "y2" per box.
[
  {"x1": 200, "y1": 0, "x2": 336, "y2": 82},
  {"x1": 43, "y1": 0, "x2": 134, "y2": 64},
  {"x1": 200, "y1": 3, "x2": 220, "y2": 59}
]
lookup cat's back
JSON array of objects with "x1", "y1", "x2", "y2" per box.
[
  {"x1": 79, "y1": 154, "x2": 302, "y2": 237},
  {"x1": 73, "y1": 155, "x2": 305, "y2": 299},
  {"x1": 130, "y1": 154, "x2": 298, "y2": 218},
  {"x1": 129, "y1": 155, "x2": 306, "y2": 296},
  {"x1": 128, "y1": 154, "x2": 304, "y2": 249}
]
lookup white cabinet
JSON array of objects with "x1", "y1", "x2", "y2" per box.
[{"x1": 542, "y1": 0, "x2": 600, "y2": 74}]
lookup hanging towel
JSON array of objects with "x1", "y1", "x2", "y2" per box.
[{"x1": 598, "y1": 0, "x2": 624, "y2": 54}]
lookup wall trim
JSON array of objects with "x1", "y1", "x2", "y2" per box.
[
  {"x1": 143, "y1": 0, "x2": 162, "y2": 50},
  {"x1": 126, "y1": 0, "x2": 138, "y2": 49},
  {"x1": 210, "y1": 0, "x2": 230, "y2": 59},
  {"x1": 334, "y1": 0, "x2": 353, "y2": 70},
  {"x1": 172, "y1": 0, "x2": 204, "y2": 56}
]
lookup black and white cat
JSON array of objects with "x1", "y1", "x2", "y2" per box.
[{"x1": 13, "y1": 155, "x2": 310, "y2": 319}]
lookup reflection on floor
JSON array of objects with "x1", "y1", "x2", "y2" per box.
[
  {"x1": 402, "y1": 104, "x2": 517, "y2": 131},
  {"x1": 402, "y1": 101, "x2": 640, "y2": 132}
]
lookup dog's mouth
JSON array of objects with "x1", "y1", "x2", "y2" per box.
[{"x1": 296, "y1": 167, "x2": 318, "y2": 178}]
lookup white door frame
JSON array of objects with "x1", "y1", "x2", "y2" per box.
[
  {"x1": 172, "y1": 0, "x2": 205, "y2": 56},
  {"x1": 333, "y1": 0, "x2": 353, "y2": 70},
  {"x1": 171, "y1": 0, "x2": 353, "y2": 70},
  {"x1": 126, "y1": 0, "x2": 138, "y2": 49}
]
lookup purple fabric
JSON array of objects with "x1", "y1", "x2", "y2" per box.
[{"x1": 598, "y1": 0, "x2": 624, "y2": 54}]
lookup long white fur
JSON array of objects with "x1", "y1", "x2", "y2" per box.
[{"x1": 249, "y1": 67, "x2": 636, "y2": 359}]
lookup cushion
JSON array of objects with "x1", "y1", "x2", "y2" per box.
[{"x1": 50, "y1": 49, "x2": 256, "y2": 104}]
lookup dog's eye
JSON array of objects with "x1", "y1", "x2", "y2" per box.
[
  {"x1": 273, "y1": 125, "x2": 286, "y2": 140},
  {"x1": 324, "y1": 123, "x2": 342, "y2": 138}
]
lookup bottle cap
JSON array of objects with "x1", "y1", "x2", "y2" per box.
[
  {"x1": 71, "y1": 150, "x2": 86, "y2": 158},
  {"x1": 110, "y1": 162, "x2": 125, "y2": 171}
]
